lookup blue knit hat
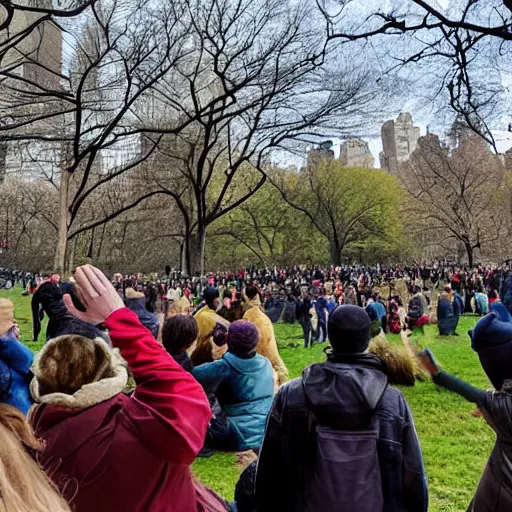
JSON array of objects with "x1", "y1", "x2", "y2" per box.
[{"x1": 471, "y1": 302, "x2": 512, "y2": 389}]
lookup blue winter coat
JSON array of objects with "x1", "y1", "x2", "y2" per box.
[
  {"x1": 193, "y1": 352, "x2": 274, "y2": 450},
  {"x1": 0, "y1": 330, "x2": 34, "y2": 415},
  {"x1": 366, "y1": 301, "x2": 387, "y2": 324},
  {"x1": 125, "y1": 297, "x2": 159, "y2": 339}
]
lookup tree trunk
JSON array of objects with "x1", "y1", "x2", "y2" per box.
[
  {"x1": 65, "y1": 236, "x2": 77, "y2": 276},
  {"x1": 54, "y1": 170, "x2": 70, "y2": 274},
  {"x1": 329, "y1": 240, "x2": 342, "y2": 266},
  {"x1": 188, "y1": 233, "x2": 202, "y2": 276},
  {"x1": 465, "y1": 243, "x2": 474, "y2": 267},
  {"x1": 199, "y1": 226, "x2": 206, "y2": 277},
  {"x1": 181, "y1": 232, "x2": 193, "y2": 276}
]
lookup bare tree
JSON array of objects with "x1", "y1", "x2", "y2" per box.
[
  {"x1": 320, "y1": 0, "x2": 512, "y2": 149},
  {"x1": 0, "y1": 0, "x2": 200, "y2": 272},
  {"x1": 144, "y1": 0, "x2": 377, "y2": 275},
  {"x1": 400, "y1": 127, "x2": 505, "y2": 266}
]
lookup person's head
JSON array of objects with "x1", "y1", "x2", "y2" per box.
[
  {"x1": 245, "y1": 286, "x2": 258, "y2": 300},
  {"x1": 0, "y1": 404, "x2": 70, "y2": 512},
  {"x1": 444, "y1": 284, "x2": 452, "y2": 294},
  {"x1": 0, "y1": 299, "x2": 15, "y2": 338},
  {"x1": 226, "y1": 320, "x2": 260, "y2": 359},
  {"x1": 162, "y1": 315, "x2": 198, "y2": 356},
  {"x1": 30, "y1": 335, "x2": 128, "y2": 403},
  {"x1": 203, "y1": 287, "x2": 219, "y2": 309},
  {"x1": 470, "y1": 302, "x2": 512, "y2": 390},
  {"x1": 327, "y1": 305, "x2": 371, "y2": 355}
]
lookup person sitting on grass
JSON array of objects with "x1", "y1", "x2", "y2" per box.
[
  {"x1": 0, "y1": 299, "x2": 33, "y2": 415},
  {"x1": 161, "y1": 314, "x2": 198, "y2": 373},
  {"x1": 29, "y1": 264, "x2": 218, "y2": 512},
  {"x1": 192, "y1": 320, "x2": 274, "y2": 452},
  {"x1": 418, "y1": 303, "x2": 512, "y2": 512}
]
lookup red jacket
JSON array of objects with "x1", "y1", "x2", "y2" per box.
[{"x1": 32, "y1": 308, "x2": 212, "y2": 512}]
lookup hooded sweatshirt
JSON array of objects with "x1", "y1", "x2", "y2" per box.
[{"x1": 255, "y1": 353, "x2": 428, "y2": 512}]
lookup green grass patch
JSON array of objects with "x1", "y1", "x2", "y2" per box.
[{"x1": 1, "y1": 289, "x2": 494, "y2": 511}]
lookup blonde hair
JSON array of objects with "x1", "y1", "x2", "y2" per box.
[{"x1": 0, "y1": 404, "x2": 70, "y2": 512}]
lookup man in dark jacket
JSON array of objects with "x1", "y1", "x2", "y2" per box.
[
  {"x1": 254, "y1": 305, "x2": 428, "y2": 512},
  {"x1": 31, "y1": 275, "x2": 99, "y2": 342}
]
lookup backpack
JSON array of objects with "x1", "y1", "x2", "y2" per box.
[{"x1": 290, "y1": 381, "x2": 385, "y2": 512}]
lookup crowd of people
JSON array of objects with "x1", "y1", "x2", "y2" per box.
[{"x1": 0, "y1": 261, "x2": 511, "y2": 510}]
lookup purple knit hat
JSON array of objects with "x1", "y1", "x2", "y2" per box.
[{"x1": 227, "y1": 320, "x2": 260, "y2": 359}]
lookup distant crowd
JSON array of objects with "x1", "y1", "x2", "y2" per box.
[{"x1": 0, "y1": 262, "x2": 512, "y2": 509}]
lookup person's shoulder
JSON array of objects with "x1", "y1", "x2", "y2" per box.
[{"x1": 378, "y1": 385, "x2": 411, "y2": 419}]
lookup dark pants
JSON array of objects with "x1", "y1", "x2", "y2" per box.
[
  {"x1": 235, "y1": 461, "x2": 257, "y2": 512},
  {"x1": 204, "y1": 418, "x2": 241, "y2": 452},
  {"x1": 300, "y1": 318, "x2": 312, "y2": 348}
]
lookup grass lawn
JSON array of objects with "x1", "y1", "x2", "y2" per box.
[{"x1": 1, "y1": 288, "x2": 494, "y2": 511}]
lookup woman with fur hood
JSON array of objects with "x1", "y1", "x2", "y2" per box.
[{"x1": 29, "y1": 265, "x2": 218, "y2": 512}]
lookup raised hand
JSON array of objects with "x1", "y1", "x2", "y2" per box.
[
  {"x1": 63, "y1": 265, "x2": 124, "y2": 325},
  {"x1": 416, "y1": 348, "x2": 441, "y2": 377}
]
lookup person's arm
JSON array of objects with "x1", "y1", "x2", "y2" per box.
[
  {"x1": 0, "y1": 332, "x2": 33, "y2": 376},
  {"x1": 192, "y1": 359, "x2": 231, "y2": 394},
  {"x1": 64, "y1": 265, "x2": 212, "y2": 466},
  {"x1": 418, "y1": 350, "x2": 487, "y2": 407},
  {"x1": 31, "y1": 292, "x2": 41, "y2": 342},
  {"x1": 432, "y1": 371, "x2": 487, "y2": 407},
  {"x1": 106, "y1": 309, "x2": 211, "y2": 463},
  {"x1": 401, "y1": 399, "x2": 429, "y2": 512}
]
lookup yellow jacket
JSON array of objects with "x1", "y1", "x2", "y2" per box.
[
  {"x1": 243, "y1": 305, "x2": 289, "y2": 386},
  {"x1": 192, "y1": 306, "x2": 226, "y2": 366}
]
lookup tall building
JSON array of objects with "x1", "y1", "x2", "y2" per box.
[
  {"x1": 380, "y1": 113, "x2": 420, "y2": 173},
  {"x1": 1, "y1": 0, "x2": 62, "y2": 89},
  {"x1": 307, "y1": 140, "x2": 335, "y2": 168},
  {"x1": 339, "y1": 139, "x2": 374, "y2": 169},
  {"x1": 0, "y1": 0, "x2": 63, "y2": 182}
]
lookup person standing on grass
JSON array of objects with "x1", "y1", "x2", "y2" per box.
[
  {"x1": 244, "y1": 286, "x2": 289, "y2": 386},
  {"x1": 419, "y1": 302, "x2": 512, "y2": 512},
  {"x1": 254, "y1": 305, "x2": 428, "y2": 512}
]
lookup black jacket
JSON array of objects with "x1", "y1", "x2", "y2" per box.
[
  {"x1": 255, "y1": 354, "x2": 428, "y2": 512},
  {"x1": 31, "y1": 282, "x2": 98, "y2": 342},
  {"x1": 433, "y1": 372, "x2": 512, "y2": 512}
]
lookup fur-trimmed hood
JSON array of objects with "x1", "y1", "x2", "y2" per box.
[{"x1": 30, "y1": 337, "x2": 128, "y2": 409}]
